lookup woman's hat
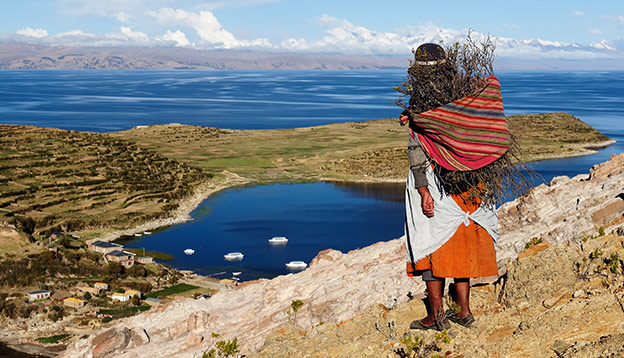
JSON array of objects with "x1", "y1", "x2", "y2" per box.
[{"x1": 414, "y1": 43, "x2": 446, "y2": 66}]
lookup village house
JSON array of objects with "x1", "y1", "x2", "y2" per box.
[
  {"x1": 94, "y1": 282, "x2": 109, "y2": 291},
  {"x1": 88, "y1": 240, "x2": 123, "y2": 254},
  {"x1": 111, "y1": 289, "x2": 141, "y2": 302},
  {"x1": 136, "y1": 256, "x2": 153, "y2": 264},
  {"x1": 63, "y1": 297, "x2": 86, "y2": 309},
  {"x1": 76, "y1": 283, "x2": 101, "y2": 296},
  {"x1": 104, "y1": 250, "x2": 135, "y2": 268},
  {"x1": 125, "y1": 290, "x2": 141, "y2": 300},
  {"x1": 27, "y1": 290, "x2": 51, "y2": 301},
  {"x1": 111, "y1": 292, "x2": 127, "y2": 302}
]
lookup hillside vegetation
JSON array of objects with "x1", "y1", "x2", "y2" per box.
[{"x1": 0, "y1": 125, "x2": 210, "y2": 241}]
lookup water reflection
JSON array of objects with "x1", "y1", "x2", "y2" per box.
[{"x1": 328, "y1": 181, "x2": 405, "y2": 202}]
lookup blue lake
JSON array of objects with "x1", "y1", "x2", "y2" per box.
[{"x1": 1, "y1": 70, "x2": 623, "y2": 280}]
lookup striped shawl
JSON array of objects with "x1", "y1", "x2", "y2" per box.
[{"x1": 409, "y1": 74, "x2": 510, "y2": 171}]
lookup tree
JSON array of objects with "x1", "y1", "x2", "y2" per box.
[{"x1": 106, "y1": 262, "x2": 123, "y2": 277}]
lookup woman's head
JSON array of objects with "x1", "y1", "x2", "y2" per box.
[
  {"x1": 413, "y1": 43, "x2": 446, "y2": 66},
  {"x1": 406, "y1": 43, "x2": 457, "y2": 114}
]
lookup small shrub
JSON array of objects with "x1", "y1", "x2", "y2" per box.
[
  {"x1": 290, "y1": 299, "x2": 303, "y2": 313},
  {"x1": 524, "y1": 237, "x2": 542, "y2": 249},
  {"x1": 102, "y1": 316, "x2": 112, "y2": 323},
  {"x1": 434, "y1": 329, "x2": 452, "y2": 344},
  {"x1": 590, "y1": 248, "x2": 603, "y2": 259},
  {"x1": 400, "y1": 333, "x2": 423, "y2": 351},
  {"x1": 609, "y1": 253, "x2": 620, "y2": 274},
  {"x1": 598, "y1": 226, "x2": 605, "y2": 237}
]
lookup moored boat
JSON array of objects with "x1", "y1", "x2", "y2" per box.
[
  {"x1": 268, "y1": 236, "x2": 288, "y2": 244},
  {"x1": 184, "y1": 249, "x2": 195, "y2": 255},
  {"x1": 224, "y1": 252, "x2": 244, "y2": 261},
  {"x1": 285, "y1": 260, "x2": 307, "y2": 270}
]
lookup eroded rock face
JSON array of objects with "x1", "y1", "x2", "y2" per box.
[
  {"x1": 496, "y1": 153, "x2": 624, "y2": 271},
  {"x1": 60, "y1": 154, "x2": 624, "y2": 358}
]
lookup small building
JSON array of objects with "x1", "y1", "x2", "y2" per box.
[
  {"x1": 47, "y1": 245, "x2": 58, "y2": 253},
  {"x1": 27, "y1": 290, "x2": 51, "y2": 301},
  {"x1": 105, "y1": 250, "x2": 135, "y2": 268},
  {"x1": 137, "y1": 256, "x2": 153, "y2": 264},
  {"x1": 94, "y1": 282, "x2": 109, "y2": 291},
  {"x1": 88, "y1": 240, "x2": 123, "y2": 254},
  {"x1": 125, "y1": 290, "x2": 141, "y2": 300},
  {"x1": 77, "y1": 285, "x2": 101, "y2": 296},
  {"x1": 64, "y1": 297, "x2": 86, "y2": 309},
  {"x1": 111, "y1": 292, "x2": 128, "y2": 302}
]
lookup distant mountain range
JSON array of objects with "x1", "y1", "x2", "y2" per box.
[
  {"x1": 1, "y1": 42, "x2": 623, "y2": 70},
  {"x1": 0, "y1": 42, "x2": 407, "y2": 70}
]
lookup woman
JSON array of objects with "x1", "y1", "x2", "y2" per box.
[{"x1": 398, "y1": 42, "x2": 513, "y2": 330}]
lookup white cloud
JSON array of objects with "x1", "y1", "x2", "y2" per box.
[
  {"x1": 602, "y1": 15, "x2": 624, "y2": 24},
  {"x1": 114, "y1": 11, "x2": 133, "y2": 23},
  {"x1": 120, "y1": 26, "x2": 149, "y2": 41},
  {"x1": 158, "y1": 30, "x2": 191, "y2": 47},
  {"x1": 16, "y1": 27, "x2": 49, "y2": 38},
  {"x1": 149, "y1": 7, "x2": 271, "y2": 49},
  {"x1": 573, "y1": 11, "x2": 585, "y2": 16},
  {"x1": 589, "y1": 28, "x2": 602, "y2": 35}
]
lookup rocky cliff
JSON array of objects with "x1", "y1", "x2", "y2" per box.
[{"x1": 60, "y1": 154, "x2": 624, "y2": 357}]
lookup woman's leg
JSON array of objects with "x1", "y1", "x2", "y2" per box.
[
  {"x1": 454, "y1": 278, "x2": 471, "y2": 318},
  {"x1": 422, "y1": 279, "x2": 444, "y2": 325}
]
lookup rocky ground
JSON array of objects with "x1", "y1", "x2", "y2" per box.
[{"x1": 253, "y1": 232, "x2": 624, "y2": 358}]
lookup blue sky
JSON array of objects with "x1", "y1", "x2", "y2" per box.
[{"x1": 1, "y1": 0, "x2": 623, "y2": 60}]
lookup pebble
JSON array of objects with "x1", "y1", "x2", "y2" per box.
[
  {"x1": 572, "y1": 289, "x2": 586, "y2": 298},
  {"x1": 543, "y1": 297, "x2": 558, "y2": 308}
]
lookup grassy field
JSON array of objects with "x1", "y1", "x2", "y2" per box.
[
  {"x1": 0, "y1": 125, "x2": 211, "y2": 240},
  {"x1": 35, "y1": 334, "x2": 71, "y2": 344},
  {"x1": 98, "y1": 304, "x2": 151, "y2": 318},
  {"x1": 111, "y1": 112, "x2": 612, "y2": 183},
  {"x1": 146, "y1": 283, "x2": 199, "y2": 298}
]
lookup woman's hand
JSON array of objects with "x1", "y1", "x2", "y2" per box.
[{"x1": 417, "y1": 186, "x2": 434, "y2": 217}]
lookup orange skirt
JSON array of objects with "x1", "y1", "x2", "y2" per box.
[{"x1": 406, "y1": 193, "x2": 498, "y2": 279}]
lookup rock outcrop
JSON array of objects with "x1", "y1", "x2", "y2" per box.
[
  {"x1": 60, "y1": 154, "x2": 624, "y2": 357},
  {"x1": 496, "y1": 153, "x2": 624, "y2": 270}
]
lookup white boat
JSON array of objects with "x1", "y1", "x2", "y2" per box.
[
  {"x1": 184, "y1": 249, "x2": 195, "y2": 255},
  {"x1": 268, "y1": 236, "x2": 288, "y2": 244},
  {"x1": 143, "y1": 231, "x2": 152, "y2": 235},
  {"x1": 285, "y1": 261, "x2": 308, "y2": 270},
  {"x1": 232, "y1": 272, "x2": 242, "y2": 276},
  {"x1": 224, "y1": 252, "x2": 244, "y2": 261},
  {"x1": 134, "y1": 233, "x2": 142, "y2": 237}
]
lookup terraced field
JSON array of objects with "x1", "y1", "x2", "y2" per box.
[{"x1": 0, "y1": 125, "x2": 211, "y2": 240}]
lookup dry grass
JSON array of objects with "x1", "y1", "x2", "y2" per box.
[{"x1": 112, "y1": 112, "x2": 612, "y2": 183}]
